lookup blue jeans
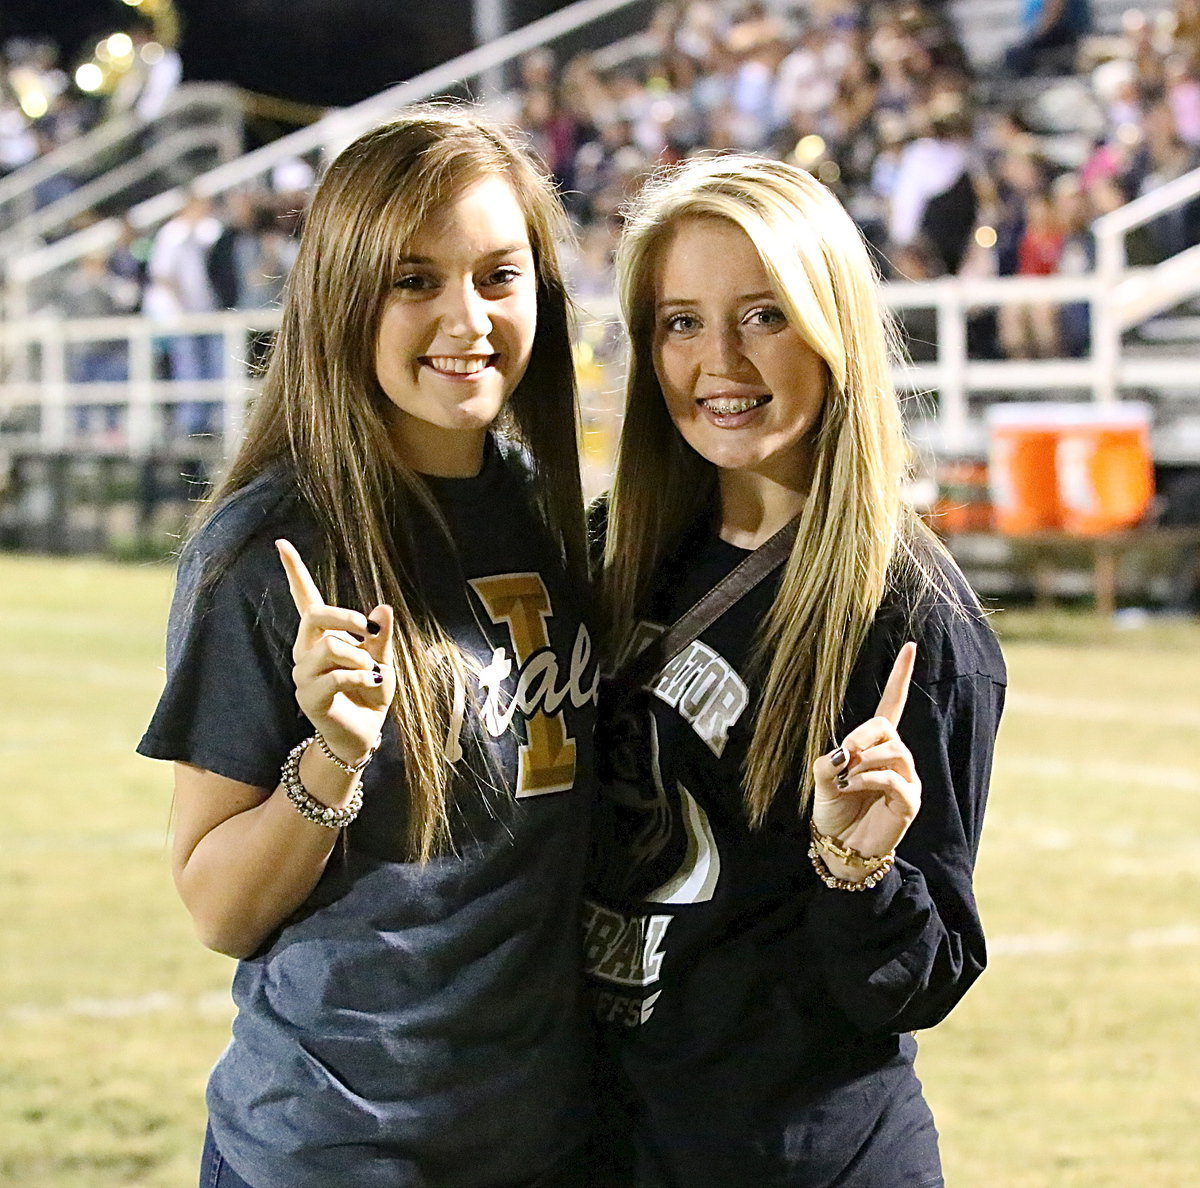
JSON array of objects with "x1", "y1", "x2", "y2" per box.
[{"x1": 200, "y1": 1124, "x2": 255, "y2": 1188}]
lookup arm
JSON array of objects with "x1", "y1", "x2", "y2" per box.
[
  {"x1": 164, "y1": 539, "x2": 396, "y2": 958},
  {"x1": 171, "y1": 750, "x2": 360, "y2": 958},
  {"x1": 806, "y1": 619, "x2": 1005, "y2": 1034}
]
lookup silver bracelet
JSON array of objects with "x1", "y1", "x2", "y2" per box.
[
  {"x1": 314, "y1": 730, "x2": 377, "y2": 775},
  {"x1": 282, "y1": 737, "x2": 363, "y2": 829}
]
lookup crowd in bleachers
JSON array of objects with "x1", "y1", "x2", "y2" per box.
[
  {"x1": 502, "y1": 0, "x2": 1200, "y2": 359},
  {"x1": 0, "y1": 26, "x2": 184, "y2": 181},
  {"x1": 8, "y1": 0, "x2": 1200, "y2": 396},
  {"x1": 0, "y1": 38, "x2": 99, "y2": 178}
]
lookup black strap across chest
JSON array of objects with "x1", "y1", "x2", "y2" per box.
[{"x1": 613, "y1": 515, "x2": 800, "y2": 692}]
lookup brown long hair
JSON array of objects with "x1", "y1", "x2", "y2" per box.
[
  {"x1": 605, "y1": 155, "x2": 957, "y2": 824},
  {"x1": 200, "y1": 106, "x2": 586, "y2": 858}
]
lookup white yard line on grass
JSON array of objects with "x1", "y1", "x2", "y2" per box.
[
  {"x1": 1005, "y1": 690, "x2": 1200, "y2": 730},
  {"x1": 990, "y1": 924, "x2": 1200, "y2": 957},
  {"x1": 5, "y1": 990, "x2": 233, "y2": 1023},
  {"x1": 999, "y1": 754, "x2": 1200, "y2": 792}
]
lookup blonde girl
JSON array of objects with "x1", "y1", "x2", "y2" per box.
[{"x1": 585, "y1": 155, "x2": 1005, "y2": 1186}]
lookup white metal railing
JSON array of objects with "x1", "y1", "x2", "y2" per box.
[
  {"x1": 0, "y1": 126, "x2": 241, "y2": 266},
  {"x1": 1091, "y1": 164, "x2": 1200, "y2": 402},
  {"x1": 3, "y1": 269, "x2": 1199, "y2": 465},
  {"x1": 0, "y1": 309, "x2": 279, "y2": 455},
  {"x1": 0, "y1": 84, "x2": 243, "y2": 241}
]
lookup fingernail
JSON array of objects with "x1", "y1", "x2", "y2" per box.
[
  {"x1": 367, "y1": 621, "x2": 381, "y2": 636},
  {"x1": 829, "y1": 747, "x2": 847, "y2": 770},
  {"x1": 350, "y1": 633, "x2": 365, "y2": 643},
  {"x1": 835, "y1": 774, "x2": 849, "y2": 790},
  {"x1": 373, "y1": 669, "x2": 383, "y2": 684}
]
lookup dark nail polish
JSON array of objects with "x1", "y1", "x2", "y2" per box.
[
  {"x1": 350, "y1": 633, "x2": 365, "y2": 643},
  {"x1": 373, "y1": 670, "x2": 383, "y2": 684},
  {"x1": 835, "y1": 775, "x2": 849, "y2": 790},
  {"x1": 830, "y1": 748, "x2": 846, "y2": 770},
  {"x1": 367, "y1": 621, "x2": 381, "y2": 636}
]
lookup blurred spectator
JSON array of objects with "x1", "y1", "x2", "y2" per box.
[
  {"x1": 111, "y1": 24, "x2": 183, "y2": 123},
  {"x1": 887, "y1": 98, "x2": 978, "y2": 276},
  {"x1": 1165, "y1": 54, "x2": 1200, "y2": 145},
  {"x1": 1090, "y1": 172, "x2": 1161, "y2": 262},
  {"x1": 50, "y1": 249, "x2": 140, "y2": 443},
  {"x1": 1053, "y1": 173, "x2": 1096, "y2": 356},
  {"x1": 58, "y1": 251, "x2": 139, "y2": 381},
  {"x1": 999, "y1": 189, "x2": 1065, "y2": 357},
  {"x1": 0, "y1": 93, "x2": 38, "y2": 176},
  {"x1": 208, "y1": 192, "x2": 298, "y2": 311},
  {"x1": 143, "y1": 192, "x2": 224, "y2": 434},
  {"x1": 1005, "y1": 0, "x2": 1093, "y2": 76},
  {"x1": 108, "y1": 218, "x2": 151, "y2": 309},
  {"x1": 1132, "y1": 101, "x2": 1200, "y2": 256}
]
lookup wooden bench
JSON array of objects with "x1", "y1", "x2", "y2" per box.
[{"x1": 942, "y1": 527, "x2": 1200, "y2": 616}]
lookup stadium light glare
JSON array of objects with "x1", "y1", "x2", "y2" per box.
[
  {"x1": 108, "y1": 33, "x2": 135, "y2": 61},
  {"x1": 75, "y1": 63, "x2": 105, "y2": 93},
  {"x1": 793, "y1": 134, "x2": 826, "y2": 166},
  {"x1": 975, "y1": 225, "x2": 998, "y2": 249},
  {"x1": 19, "y1": 89, "x2": 49, "y2": 119}
]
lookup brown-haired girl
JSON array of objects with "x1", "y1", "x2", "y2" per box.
[{"x1": 138, "y1": 108, "x2": 597, "y2": 1187}]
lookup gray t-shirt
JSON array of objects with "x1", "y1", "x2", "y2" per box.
[{"x1": 139, "y1": 442, "x2": 598, "y2": 1187}]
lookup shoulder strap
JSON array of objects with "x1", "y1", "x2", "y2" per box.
[{"x1": 616, "y1": 515, "x2": 799, "y2": 691}]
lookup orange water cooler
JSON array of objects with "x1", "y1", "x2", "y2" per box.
[
  {"x1": 1055, "y1": 405, "x2": 1154, "y2": 535},
  {"x1": 986, "y1": 403, "x2": 1155, "y2": 535},
  {"x1": 986, "y1": 405, "x2": 1068, "y2": 534}
]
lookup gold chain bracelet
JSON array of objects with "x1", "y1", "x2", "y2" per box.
[
  {"x1": 808, "y1": 843, "x2": 894, "y2": 891},
  {"x1": 808, "y1": 818, "x2": 894, "y2": 872}
]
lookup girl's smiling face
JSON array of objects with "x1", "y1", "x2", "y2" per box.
[
  {"x1": 374, "y1": 174, "x2": 537, "y2": 476},
  {"x1": 652, "y1": 216, "x2": 828, "y2": 487}
]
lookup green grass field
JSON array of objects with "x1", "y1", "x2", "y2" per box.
[{"x1": 2, "y1": 554, "x2": 1198, "y2": 1186}]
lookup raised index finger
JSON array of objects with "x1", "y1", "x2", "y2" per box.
[
  {"x1": 875, "y1": 641, "x2": 917, "y2": 727},
  {"x1": 275, "y1": 538, "x2": 324, "y2": 615}
]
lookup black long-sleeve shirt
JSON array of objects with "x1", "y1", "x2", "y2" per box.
[{"x1": 584, "y1": 523, "x2": 1006, "y2": 1186}]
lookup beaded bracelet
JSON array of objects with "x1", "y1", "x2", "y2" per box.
[
  {"x1": 808, "y1": 818, "x2": 894, "y2": 873},
  {"x1": 808, "y1": 842, "x2": 894, "y2": 891},
  {"x1": 282, "y1": 736, "x2": 363, "y2": 829}
]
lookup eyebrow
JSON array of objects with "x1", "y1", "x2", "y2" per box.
[
  {"x1": 395, "y1": 244, "x2": 533, "y2": 265},
  {"x1": 656, "y1": 290, "x2": 777, "y2": 310}
]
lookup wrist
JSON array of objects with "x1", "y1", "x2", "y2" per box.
[
  {"x1": 809, "y1": 819, "x2": 894, "y2": 874},
  {"x1": 808, "y1": 842, "x2": 895, "y2": 892},
  {"x1": 295, "y1": 741, "x2": 362, "y2": 811},
  {"x1": 313, "y1": 729, "x2": 378, "y2": 774}
]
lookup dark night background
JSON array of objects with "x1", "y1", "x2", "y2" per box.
[{"x1": 0, "y1": 0, "x2": 610, "y2": 107}]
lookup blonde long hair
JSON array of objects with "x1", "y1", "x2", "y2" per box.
[
  {"x1": 200, "y1": 107, "x2": 586, "y2": 858},
  {"x1": 604, "y1": 154, "x2": 951, "y2": 824}
]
